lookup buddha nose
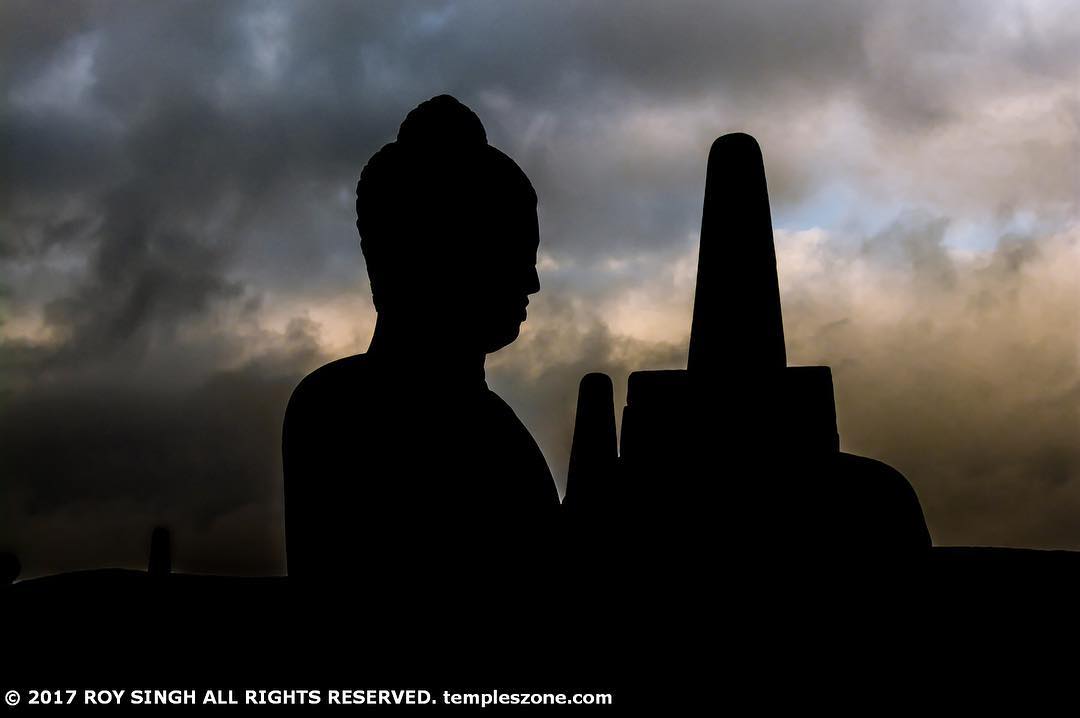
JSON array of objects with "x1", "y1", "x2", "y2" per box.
[{"x1": 525, "y1": 266, "x2": 540, "y2": 295}]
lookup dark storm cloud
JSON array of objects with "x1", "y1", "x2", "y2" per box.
[
  {"x1": 1, "y1": 0, "x2": 1078, "y2": 576},
  {"x1": 0, "y1": 316, "x2": 323, "y2": 576}
]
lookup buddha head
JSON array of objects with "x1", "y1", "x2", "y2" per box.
[{"x1": 356, "y1": 95, "x2": 540, "y2": 355}]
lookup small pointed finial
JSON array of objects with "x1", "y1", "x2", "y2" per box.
[
  {"x1": 148, "y1": 526, "x2": 172, "y2": 576},
  {"x1": 565, "y1": 373, "x2": 618, "y2": 509}
]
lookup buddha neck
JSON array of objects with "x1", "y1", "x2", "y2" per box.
[{"x1": 367, "y1": 313, "x2": 487, "y2": 391}]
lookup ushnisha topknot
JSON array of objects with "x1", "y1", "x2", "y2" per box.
[{"x1": 396, "y1": 94, "x2": 488, "y2": 148}]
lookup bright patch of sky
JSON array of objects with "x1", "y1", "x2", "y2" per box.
[{"x1": 9, "y1": 32, "x2": 99, "y2": 115}]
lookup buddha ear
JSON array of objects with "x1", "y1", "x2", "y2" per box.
[
  {"x1": 359, "y1": 242, "x2": 382, "y2": 311},
  {"x1": 369, "y1": 281, "x2": 382, "y2": 312}
]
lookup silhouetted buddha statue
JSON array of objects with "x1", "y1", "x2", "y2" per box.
[{"x1": 283, "y1": 96, "x2": 559, "y2": 583}]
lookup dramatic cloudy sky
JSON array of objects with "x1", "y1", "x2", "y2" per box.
[{"x1": 2, "y1": 0, "x2": 1078, "y2": 577}]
